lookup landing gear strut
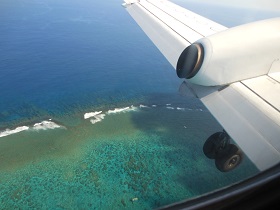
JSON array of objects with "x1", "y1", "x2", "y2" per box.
[{"x1": 203, "y1": 130, "x2": 243, "y2": 172}]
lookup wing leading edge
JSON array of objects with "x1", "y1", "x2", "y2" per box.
[{"x1": 123, "y1": 0, "x2": 280, "y2": 171}]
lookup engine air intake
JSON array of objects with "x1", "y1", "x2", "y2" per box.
[{"x1": 176, "y1": 43, "x2": 204, "y2": 79}]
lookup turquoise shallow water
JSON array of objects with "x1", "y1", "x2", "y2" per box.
[
  {"x1": 0, "y1": 0, "x2": 259, "y2": 209},
  {"x1": 0, "y1": 98, "x2": 258, "y2": 209}
]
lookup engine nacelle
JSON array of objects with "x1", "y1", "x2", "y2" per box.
[{"x1": 176, "y1": 18, "x2": 280, "y2": 86}]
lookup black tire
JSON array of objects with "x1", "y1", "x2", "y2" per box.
[
  {"x1": 203, "y1": 132, "x2": 231, "y2": 159},
  {"x1": 215, "y1": 144, "x2": 243, "y2": 172}
]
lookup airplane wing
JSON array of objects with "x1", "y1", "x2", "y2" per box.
[{"x1": 123, "y1": 0, "x2": 280, "y2": 171}]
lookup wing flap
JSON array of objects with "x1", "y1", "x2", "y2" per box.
[
  {"x1": 242, "y1": 75, "x2": 280, "y2": 112},
  {"x1": 270, "y1": 72, "x2": 280, "y2": 83},
  {"x1": 147, "y1": 0, "x2": 227, "y2": 36},
  {"x1": 198, "y1": 80, "x2": 280, "y2": 171},
  {"x1": 139, "y1": 0, "x2": 203, "y2": 42}
]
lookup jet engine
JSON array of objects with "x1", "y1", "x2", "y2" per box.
[{"x1": 176, "y1": 18, "x2": 280, "y2": 86}]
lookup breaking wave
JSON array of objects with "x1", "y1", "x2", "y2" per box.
[
  {"x1": 84, "y1": 105, "x2": 140, "y2": 125},
  {"x1": 166, "y1": 106, "x2": 174, "y2": 110},
  {"x1": 83, "y1": 103, "x2": 203, "y2": 126},
  {"x1": 90, "y1": 114, "x2": 106, "y2": 124},
  {"x1": 0, "y1": 120, "x2": 64, "y2": 138},
  {"x1": 84, "y1": 111, "x2": 103, "y2": 119},
  {"x1": 139, "y1": 104, "x2": 149, "y2": 108},
  {"x1": 33, "y1": 120, "x2": 64, "y2": 130},
  {"x1": 107, "y1": 106, "x2": 137, "y2": 114},
  {"x1": 0, "y1": 126, "x2": 29, "y2": 138},
  {"x1": 84, "y1": 106, "x2": 138, "y2": 125}
]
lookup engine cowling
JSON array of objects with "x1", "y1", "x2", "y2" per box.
[{"x1": 176, "y1": 18, "x2": 280, "y2": 86}]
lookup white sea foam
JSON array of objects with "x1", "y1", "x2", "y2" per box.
[
  {"x1": 177, "y1": 107, "x2": 185, "y2": 111},
  {"x1": 90, "y1": 114, "x2": 106, "y2": 124},
  {"x1": 107, "y1": 107, "x2": 130, "y2": 114},
  {"x1": 107, "y1": 106, "x2": 137, "y2": 114},
  {"x1": 0, "y1": 120, "x2": 64, "y2": 138},
  {"x1": 0, "y1": 126, "x2": 29, "y2": 138},
  {"x1": 84, "y1": 111, "x2": 102, "y2": 119},
  {"x1": 33, "y1": 121, "x2": 63, "y2": 130},
  {"x1": 152, "y1": 105, "x2": 157, "y2": 107},
  {"x1": 166, "y1": 106, "x2": 174, "y2": 110},
  {"x1": 85, "y1": 106, "x2": 138, "y2": 124},
  {"x1": 139, "y1": 104, "x2": 149, "y2": 108}
]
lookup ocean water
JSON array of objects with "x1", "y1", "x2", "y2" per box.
[{"x1": 0, "y1": 0, "x2": 259, "y2": 209}]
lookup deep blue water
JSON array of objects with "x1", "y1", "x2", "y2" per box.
[
  {"x1": 0, "y1": 0, "x2": 182, "y2": 128},
  {"x1": 0, "y1": 0, "x2": 259, "y2": 209}
]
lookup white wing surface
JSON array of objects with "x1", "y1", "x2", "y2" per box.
[
  {"x1": 123, "y1": 0, "x2": 280, "y2": 171},
  {"x1": 123, "y1": 0, "x2": 226, "y2": 68}
]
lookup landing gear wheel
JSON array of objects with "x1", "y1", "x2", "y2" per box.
[
  {"x1": 203, "y1": 131, "x2": 231, "y2": 159},
  {"x1": 215, "y1": 144, "x2": 243, "y2": 172}
]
